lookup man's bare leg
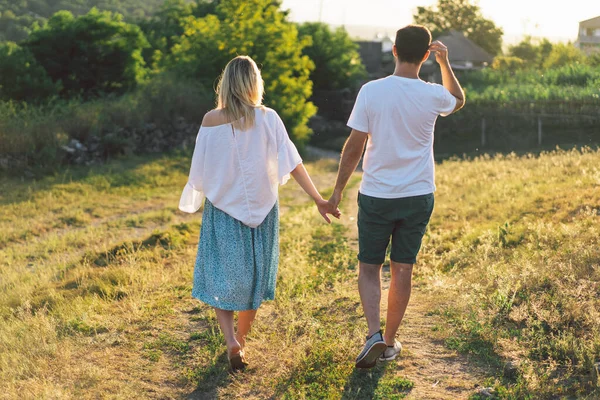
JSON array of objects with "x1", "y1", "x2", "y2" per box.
[
  {"x1": 383, "y1": 261, "x2": 413, "y2": 345},
  {"x1": 358, "y1": 261, "x2": 383, "y2": 336}
]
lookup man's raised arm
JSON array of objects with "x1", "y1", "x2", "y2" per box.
[{"x1": 430, "y1": 40, "x2": 465, "y2": 113}]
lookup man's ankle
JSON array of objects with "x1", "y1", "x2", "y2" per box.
[
  {"x1": 367, "y1": 329, "x2": 382, "y2": 339},
  {"x1": 383, "y1": 333, "x2": 396, "y2": 346}
]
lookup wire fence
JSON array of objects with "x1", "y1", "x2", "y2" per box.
[{"x1": 311, "y1": 92, "x2": 600, "y2": 154}]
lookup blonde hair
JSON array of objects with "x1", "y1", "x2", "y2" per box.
[{"x1": 216, "y1": 56, "x2": 264, "y2": 131}]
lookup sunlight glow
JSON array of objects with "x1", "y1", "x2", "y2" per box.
[{"x1": 281, "y1": 0, "x2": 600, "y2": 43}]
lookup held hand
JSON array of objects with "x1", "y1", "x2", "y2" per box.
[
  {"x1": 429, "y1": 40, "x2": 449, "y2": 65},
  {"x1": 315, "y1": 198, "x2": 341, "y2": 224}
]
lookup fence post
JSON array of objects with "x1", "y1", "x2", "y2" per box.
[
  {"x1": 537, "y1": 116, "x2": 542, "y2": 146},
  {"x1": 481, "y1": 118, "x2": 486, "y2": 148}
]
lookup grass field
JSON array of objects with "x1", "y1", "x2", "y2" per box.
[{"x1": 1, "y1": 147, "x2": 599, "y2": 399}]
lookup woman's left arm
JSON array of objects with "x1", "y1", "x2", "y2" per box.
[{"x1": 290, "y1": 163, "x2": 341, "y2": 223}]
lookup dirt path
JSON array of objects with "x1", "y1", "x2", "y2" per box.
[{"x1": 340, "y1": 185, "x2": 490, "y2": 399}]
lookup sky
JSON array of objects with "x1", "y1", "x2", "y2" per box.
[{"x1": 280, "y1": 0, "x2": 600, "y2": 43}]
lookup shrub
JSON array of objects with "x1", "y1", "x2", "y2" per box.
[
  {"x1": 0, "y1": 42, "x2": 60, "y2": 101},
  {"x1": 491, "y1": 56, "x2": 525, "y2": 73},
  {"x1": 543, "y1": 43, "x2": 586, "y2": 69},
  {"x1": 25, "y1": 8, "x2": 149, "y2": 98}
]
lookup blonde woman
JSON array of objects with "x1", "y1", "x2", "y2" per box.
[{"x1": 179, "y1": 56, "x2": 340, "y2": 370}]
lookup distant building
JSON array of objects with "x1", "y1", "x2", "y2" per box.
[
  {"x1": 420, "y1": 30, "x2": 494, "y2": 83},
  {"x1": 575, "y1": 16, "x2": 600, "y2": 54}
]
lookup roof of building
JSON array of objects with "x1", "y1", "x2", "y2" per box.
[
  {"x1": 427, "y1": 30, "x2": 494, "y2": 64},
  {"x1": 580, "y1": 16, "x2": 600, "y2": 27}
]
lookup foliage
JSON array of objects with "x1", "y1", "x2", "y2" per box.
[
  {"x1": 0, "y1": 0, "x2": 166, "y2": 21},
  {"x1": 0, "y1": 9, "x2": 40, "y2": 42},
  {"x1": 0, "y1": 74, "x2": 212, "y2": 169},
  {"x1": 543, "y1": 43, "x2": 587, "y2": 69},
  {"x1": 166, "y1": 0, "x2": 316, "y2": 145},
  {"x1": 25, "y1": 9, "x2": 149, "y2": 98},
  {"x1": 460, "y1": 63, "x2": 600, "y2": 101},
  {"x1": 491, "y1": 56, "x2": 525, "y2": 73},
  {"x1": 413, "y1": 0, "x2": 503, "y2": 56},
  {"x1": 138, "y1": 0, "x2": 195, "y2": 68},
  {"x1": 507, "y1": 36, "x2": 553, "y2": 69},
  {"x1": 0, "y1": 0, "x2": 166, "y2": 42},
  {"x1": 0, "y1": 41, "x2": 60, "y2": 101},
  {"x1": 297, "y1": 22, "x2": 366, "y2": 92}
]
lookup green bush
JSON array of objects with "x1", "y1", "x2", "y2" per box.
[
  {"x1": 491, "y1": 56, "x2": 525, "y2": 73},
  {"x1": 0, "y1": 74, "x2": 212, "y2": 170},
  {"x1": 166, "y1": 0, "x2": 316, "y2": 146},
  {"x1": 543, "y1": 43, "x2": 586, "y2": 69},
  {"x1": 25, "y1": 8, "x2": 149, "y2": 98},
  {"x1": 0, "y1": 41, "x2": 60, "y2": 101}
]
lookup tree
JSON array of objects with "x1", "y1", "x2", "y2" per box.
[
  {"x1": 25, "y1": 8, "x2": 149, "y2": 97},
  {"x1": 297, "y1": 22, "x2": 366, "y2": 92},
  {"x1": 138, "y1": 0, "x2": 195, "y2": 68},
  {"x1": 0, "y1": 41, "x2": 60, "y2": 101},
  {"x1": 508, "y1": 36, "x2": 553, "y2": 69},
  {"x1": 543, "y1": 43, "x2": 586, "y2": 69},
  {"x1": 413, "y1": 0, "x2": 503, "y2": 56},
  {"x1": 167, "y1": 0, "x2": 316, "y2": 145},
  {"x1": 0, "y1": 0, "x2": 166, "y2": 42}
]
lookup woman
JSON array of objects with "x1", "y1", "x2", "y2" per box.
[{"x1": 179, "y1": 56, "x2": 340, "y2": 370}]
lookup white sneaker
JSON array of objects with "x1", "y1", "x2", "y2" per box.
[
  {"x1": 355, "y1": 330, "x2": 387, "y2": 368},
  {"x1": 379, "y1": 340, "x2": 402, "y2": 361}
]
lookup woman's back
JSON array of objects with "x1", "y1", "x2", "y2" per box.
[{"x1": 179, "y1": 107, "x2": 302, "y2": 228}]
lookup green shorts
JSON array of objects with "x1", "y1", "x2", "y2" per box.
[{"x1": 357, "y1": 192, "x2": 434, "y2": 265}]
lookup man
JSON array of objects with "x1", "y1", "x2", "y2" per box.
[{"x1": 328, "y1": 25, "x2": 465, "y2": 368}]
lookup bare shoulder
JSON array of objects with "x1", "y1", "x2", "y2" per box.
[{"x1": 201, "y1": 109, "x2": 228, "y2": 127}]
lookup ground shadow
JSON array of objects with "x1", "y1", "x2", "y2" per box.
[
  {"x1": 185, "y1": 351, "x2": 233, "y2": 400},
  {"x1": 341, "y1": 362, "x2": 396, "y2": 400}
]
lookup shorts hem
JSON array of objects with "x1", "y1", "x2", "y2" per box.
[
  {"x1": 390, "y1": 257, "x2": 417, "y2": 265},
  {"x1": 357, "y1": 255, "x2": 386, "y2": 265}
]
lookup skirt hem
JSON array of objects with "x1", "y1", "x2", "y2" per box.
[{"x1": 192, "y1": 291, "x2": 274, "y2": 311}]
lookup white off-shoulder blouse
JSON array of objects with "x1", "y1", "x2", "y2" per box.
[{"x1": 178, "y1": 107, "x2": 302, "y2": 228}]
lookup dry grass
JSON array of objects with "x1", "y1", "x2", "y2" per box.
[{"x1": 1, "y1": 147, "x2": 599, "y2": 399}]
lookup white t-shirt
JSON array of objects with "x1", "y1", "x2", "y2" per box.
[
  {"x1": 347, "y1": 76, "x2": 456, "y2": 199},
  {"x1": 179, "y1": 107, "x2": 302, "y2": 228}
]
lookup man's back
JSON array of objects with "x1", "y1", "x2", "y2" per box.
[{"x1": 347, "y1": 75, "x2": 456, "y2": 199}]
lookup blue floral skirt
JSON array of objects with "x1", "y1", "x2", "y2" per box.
[{"x1": 191, "y1": 198, "x2": 279, "y2": 311}]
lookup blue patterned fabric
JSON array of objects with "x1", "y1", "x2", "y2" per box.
[{"x1": 192, "y1": 198, "x2": 279, "y2": 311}]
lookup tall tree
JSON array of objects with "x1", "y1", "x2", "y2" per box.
[
  {"x1": 413, "y1": 0, "x2": 503, "y2": 56},
  {"x1": 298, "y1": 22, "x2": 366, "y2": 92},
  {"x1": 167, "y1": 0, "x2": 316, "y2": 145}
]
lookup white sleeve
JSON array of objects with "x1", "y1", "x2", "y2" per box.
[
  {"x1": 275, "y1": 113, "x2": 302, "y2": 185},
  {"x1": 437, "y1": 85, "x2": 457, "y2": 117},
  {"x1": 178, "y1": 128, "x2": 206, "y2": 213},
  {"x1": 347, "y1": 85, "x2": 369, "y2": 132}
]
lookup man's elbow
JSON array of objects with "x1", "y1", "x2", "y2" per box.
[{"x1": 454, "y1": 95, "x2": 466, "y2": 112}]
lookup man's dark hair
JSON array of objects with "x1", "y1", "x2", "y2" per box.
[{"x1": 394, "y1": 25, "x2": 432, "y2": 64}]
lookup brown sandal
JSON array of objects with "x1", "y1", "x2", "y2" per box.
[{"x1": 229, "y1": 351, "x2": 249, "y2": 371}]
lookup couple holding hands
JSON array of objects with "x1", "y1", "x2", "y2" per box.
[{"x1": 179, "y1": 24, "x2": 465, "y2": 371}]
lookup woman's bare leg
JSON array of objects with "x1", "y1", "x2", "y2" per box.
[
  {"x1": 236, "y1": 309, "x2": 258, "y2": 349},
  {"x1": 214, "y1": 308, "x2": 241, "y2": 357}
]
